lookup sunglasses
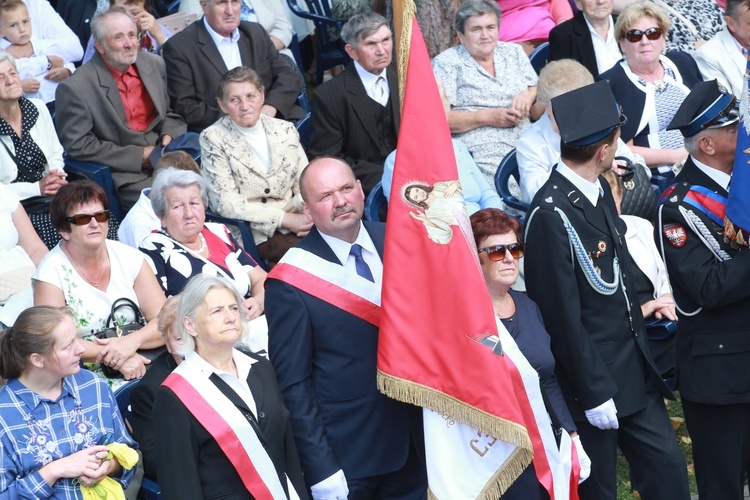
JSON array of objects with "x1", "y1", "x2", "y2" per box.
[
  {"x1": 624, "y1": 27, "x2": 663, "y2": 43},
  {"x1": 66, "y1": 210, "x2": 111, "y2": 226},
  {"x1": 478, "y1": 243, "x2": 526, "y2": 260}
]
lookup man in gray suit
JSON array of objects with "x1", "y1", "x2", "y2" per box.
[{"x1": 55, "y1": 8, "x2": 186, "y2": 211}]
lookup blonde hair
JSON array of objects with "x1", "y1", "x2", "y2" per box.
[
  {"x1": 537, "y1": 59, "x2": 594, "y2": 106},
  {"x1": 614, "y1": 1, "x2": 671, "y2": 40}
]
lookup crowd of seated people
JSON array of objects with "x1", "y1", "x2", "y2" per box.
[{"x1": 1, "y1": 0, "x2": 744, "y2": 497}]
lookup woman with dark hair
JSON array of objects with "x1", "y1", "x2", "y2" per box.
[
  {"x1": 201, "y1": 66, "x2": 309, "y2": 266},
  {"x1": 0, "y1": 306, "x2": 137, "y2": 497},
  {"x1": 470, "y1": 207, "x2": 590, "y2": 499},
  {"x1": 153, "y1": 275, "x2": 308, "y2": 499},
  {"x1": 33, "y1": 180, "x2": 166, "y2": 383}
]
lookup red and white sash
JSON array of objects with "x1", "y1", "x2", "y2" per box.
[
  {"x1": 162, "y1": 352, "x2": 300, "y2": 500},
  {"x1": 268, "y1": 247, "x2": 381, "y2": 326}
]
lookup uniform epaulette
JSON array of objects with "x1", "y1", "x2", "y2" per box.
[{"x1": 658, "y1": 182, "x2": 691, "y2": 206}]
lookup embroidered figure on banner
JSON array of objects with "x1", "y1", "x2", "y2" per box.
[{"x1": 401, "y1": 180, "x2": 474, "y2": 247}]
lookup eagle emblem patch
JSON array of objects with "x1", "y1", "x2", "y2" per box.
[{"x1": 663, "y1": 224, "x2": 687, "y2": 248}]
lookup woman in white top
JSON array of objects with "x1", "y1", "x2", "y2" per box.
[{"x1": 33, "y1": 180, "x2": 166, "y2": 381}]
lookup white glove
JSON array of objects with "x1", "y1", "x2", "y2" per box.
[
  {"x1": 572, "y1": 434, "x2": 591, "y2": 484},
  {"x1": 584, "y1": 398, "x2": 619, "y2": 430},
  {"x1": 310, "y1": 469, "x2": 349, "y2": 500}
]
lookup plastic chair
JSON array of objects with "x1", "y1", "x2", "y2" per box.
[
  {"x1": 204, "y1": 211, "x2": 270, "y2": 271},
  {"x1": 528, "y1": 42, "x2": 550, "y2": 75},
  {"x1": 113, "y1": 380, "x2": 162, "y2": 500},
  {"x1": 63, "y1": 158, "x2": 127, "y2": 223},
  {"x1": 364, "y1": 182, "x2": 388, "y2": 222},
  {"x1": 295, "y1": 112, "x2": 312, "y2": 150},
  {"x1": 286, "y1": 0, "x2": 348, "y2": 84},
  {"x1": 494, "y1": 149, "x2": 529, "y2": 214}
]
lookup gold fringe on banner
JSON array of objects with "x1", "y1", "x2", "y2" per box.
[
  {"x1": 397, "y1": 0, "x2": 417, "y2": 110},
  {"x1": 379, "y1": 370, "x2": 533, "y2": 499}
]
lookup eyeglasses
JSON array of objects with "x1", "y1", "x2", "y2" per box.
[
  {"x1": 624, "y1": 27, "x2": 663, "y2": 43},
  {"x1": 66, "y1": 210, "x2": 111, "y2": 226},
  {"x1": 478, "y1": 243, "x2": 526, "y2": 260}
]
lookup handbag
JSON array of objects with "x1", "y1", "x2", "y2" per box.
[
  {"x1": 95, "y1": 298, "x2": 166, "y2": 378},
  {"x1": 20, "y1": 195, "x2": 52, "y2": 215},
  {"x1": 616, "y1": 156, "x2": 657, "y2": 221}
]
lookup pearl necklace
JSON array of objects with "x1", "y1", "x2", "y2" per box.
[{"x1": 185, "y1": 233, "x2": 207, "y2": 255}]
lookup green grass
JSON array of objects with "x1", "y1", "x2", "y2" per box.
[{"x1": 615, "y1": 393, "x2": 697, "y2": 499}]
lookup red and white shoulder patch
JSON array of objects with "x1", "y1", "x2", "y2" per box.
[{"x1": 663, "y1": 224, "x2": 687, "y2": 248}]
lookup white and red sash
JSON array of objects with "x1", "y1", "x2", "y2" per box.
[
  {"x1": 268, "y1": 247, "x2": 381, "y2": 326},
  {"x1": 162, "y1": 352, "x2": 300, "y2": 500}
]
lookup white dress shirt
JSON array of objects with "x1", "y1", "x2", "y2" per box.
[
  {"x1": 319, "y1": 221, "x2": 383, "y2": 286},
  {"x1": 584, "y1": 14, "x2": 621, "y2": 75},
  {"x1": 353, "y1": 61, "x2": 389, "y2": 104},
  {"x1": 556, "y1": 160, "x2": 605, "y2": 206},
  {"x1": 692, "y1": 156, "x2": 731, "y2": 192},
  {"x1": 204, "y1": 16, "x2": 242, "y2": 71}
]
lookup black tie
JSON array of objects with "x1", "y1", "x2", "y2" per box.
[{"x1": 350, "y1": 244, "x2": 374, "y2": 282}]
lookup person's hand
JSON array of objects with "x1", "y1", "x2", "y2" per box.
[
  {"x1": 242, "y1": 296, "x2": 263, "y2": 321},
  {"x1": 443, "y1": 181, "x2": 460, "y2": 199},
  {"x1": 142, "y1": 145, "x2": 155, "y2": 168},
  {"x1": 39, "y1": 170, "x2": 68, "y2": 195},
  {"x1": 485, "y1": 107, "x2": 524, "y2": 128},
  {"x1": 45, "y1": 67, "x2": 72, "y2": 82},
  {"x1": 6, "y1": 43, "x2": 33, "y2": 58},
  {"x1": 21, "y1": 78, "x2": 40, "y2": 93},
  {"x1": 668, "y1": 147, "x2": 689, "y2": 166},
  {"x1": 642, "y1": 293, "x2": 677, "y2": 321},
  {"x1": 161, "y1": 135, "x2": 173, "y2": 147},
  {"x1": 510, "y1": 90, "x2": 536, "y2": 119},
  {"x1": 42, "y1": 446, "x2": 110, "y2": 482},
  {"x1": 118, "y1": 354, "x2": 150, "y2": 380},
  {"x1": 282, "y1": 213, "x2": 313, "y2": 237},
  {"x1": 310, "y1": 469, "x2": 348, "y2": 500},
  {"x1": 409, "y1": 210, "x2": 428, "y2": 223},
  {"x1": 572, "y1": 435, "x2": 591, "y2": 483},
  {"x1": 78, "y1": 453, "x2": 121, "y2": 486},
  {"x1": 96, "y1": 335, "x2": 141, "y2": 368},
  {"x1": 134, "y1": 10, "x2": 158, "y2": 35},
  {"x1": 269, "y1": 35, "x2": 285, "y2": 51},
  {"x1": 584, "y1": 398, "x2": 618, "y2": 430},
  {"x1": 261, "y1": 104, "x2": 278, "y2": 117}
]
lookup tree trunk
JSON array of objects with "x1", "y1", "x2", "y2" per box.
[{"x1": 386, "y1": 0, "x2": 462, "y2": 59}]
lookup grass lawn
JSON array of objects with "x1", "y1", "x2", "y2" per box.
[{"x1": 615, "y1": 393, "x2": 697, "y2": 499}]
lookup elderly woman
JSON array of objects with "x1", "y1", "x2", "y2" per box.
[
  {"x1": 0, "y1": 182, "x2": 47, "y2": 327},
  {"x1": 0, "y1": 306, "x2": 137, "y2": 497},
  {"x1": 517, "y1": 59, "x2": 647, "y2": 204},
  {"x1": 153, "y1": 275, "x2": 308, "y2": 500},
  {"x1": 0, "y1": 52, "x2": 67, "y2": 248},
  {"x1": 471, "y1": 208, "x2": 589, "y2": 498},
  {"x1": 33, "y1": 181, "x2": 167, "y2": 382},
  {"x1": 201, "y1": 66, "x2": 309, "y2": 266},
  {"x1": 139, "y1": 167, "x2": 267, "y2": 320},
  {"x1": 598, "y1": 1, "x2": 702, "y2": 171},
  {"x1": 432, "y1": 0, "x2": 540, "y2": 184}
]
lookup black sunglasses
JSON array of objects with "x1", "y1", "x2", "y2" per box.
[
  {"x1": 478, "y1": 243, "x2": 525, "y2": 260},
  {"x1": 624, "y1": 27, "x2": 663, "y2": 43},
  {"x1": 66, "y1": 210, "x2": 111, "y2": 226}
]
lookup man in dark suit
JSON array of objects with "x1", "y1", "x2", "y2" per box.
[
  {"x1": 55, "y1": 8, "x2": 187, "y2": 210},
  {"x1": 265, "y1": 157, "x2": 426, "y2": 499},
  {"x1": 162, "y1": 0, "x2": 303, "y2": 132},
  {"x1": 548, "y1": 0, "x2": 620, "y2": 77},
  {"x1": 309, "y1": 12, "x2": 399, "y2": 195},
  {"x1": 659, "y1": 80, "x2": 750, "y2": 500},
  {"x1": 524, "y1": 81, "x2": 689, "y2": 500}
]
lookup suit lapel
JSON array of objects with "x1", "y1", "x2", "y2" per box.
[
  {"x1": 303, "y1": 227, "x2": 344, "y2": 265},
  {"x1": 572, "y1": 12, "x2": 597, "y2": 74},
  {"x1": 92, "y1": 53, "x2": 128, "y2": 126},
  {"x1": 135, "y1": 54, "x2": 163, "y2": 132},
  {"x1": 344, "y1": 64, "x2": 384, "y2": 147},
  {"x1": 551, "y1": 169, "x2": 611, "y2": 236},
  {"x1": 196, "y1": 19, "x2": 229, "y2": 76},
  {"x1": 720, "y1": 28, "x2": 746, "y2": 80}
]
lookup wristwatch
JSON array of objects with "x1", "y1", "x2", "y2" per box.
[{"x1": 46, "y1": 57, "x2": 51, "y2": 70}]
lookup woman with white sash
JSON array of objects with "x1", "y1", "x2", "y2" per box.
[
  {"x1": 153, "y1": 275, "x2": 307, "y2": 500},
  {"x1": 470, "y1": 208, "x2": 591, "y2": 499}
]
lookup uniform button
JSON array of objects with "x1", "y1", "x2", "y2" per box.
[
  {"x1": 719, "y1": 344, "x2": 724, "y2": 349},
  {"x1": 264, "y1": 188, "x2": 270, "y2": 194},
  {"x1": 258, "y1": 411, "x2": 266, "y2": 419},
  {"x1": 634, "y1": 333, "x2": 638, "y2": 338},
  {"x1": 261, "y1": 197, "x2": 267, "y2": 203}
]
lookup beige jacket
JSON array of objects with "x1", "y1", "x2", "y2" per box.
[{"x1": 200, "y1": 114, "x2": 308, "y2": 245}]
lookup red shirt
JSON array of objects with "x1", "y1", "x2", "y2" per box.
[{"x1": 105, "y1": 62, "x2": 156, "y2": 132}]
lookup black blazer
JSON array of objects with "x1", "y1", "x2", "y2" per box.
[
  {"x1": 658, "y1": 158, "x2": 750, "y2": 405},
  {"x1": 265, "y1": 223, "x2": 424, "y2": 485},
  {"x1": 163, "y1": 18, "x2": 304, "y2": 131},
  {"x1": 309, "y1": 63, "x2": 401, "y2": 194},
  {"x1": 525, "y1": 169, "x2": 671, "y2": 420},
  {"x1": 153, "y1": 351, "x2": 308, "y2": 500},
  {"x1": 129, "y1": 351, "x2": 179, "y2": 479},
  {"x1": 548, "y1": 11, "x2": 603, "y2": 77}
]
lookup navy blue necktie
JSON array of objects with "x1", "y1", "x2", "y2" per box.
[{"x1": 350, "y1": 244, "x2": 374, "y2": 282}]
